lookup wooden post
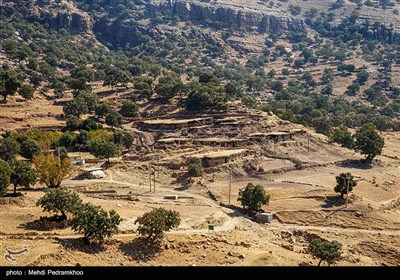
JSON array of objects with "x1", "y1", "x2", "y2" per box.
[
  {"x1": 149, "y1": 171, "x2": 152, "y2": 192},
  {"x1": 345, "y1": 178, "x2": 350, "y2": 208},
  {"x1": 153, "y1": 171, "x2": 156, "y2": 193},
  {"x1": 157, "y1": 157, "x2": 160, "y2": 178},
  {"x1": 229, "y1": 168, "x2": 232, "y2": 205}
]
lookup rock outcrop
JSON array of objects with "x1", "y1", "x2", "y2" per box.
[
  {"x1": 49, "y1": 11, "x2": 93, "y2": 34},
  {"x1": 146, "y1": 0, "x2": 304, "y2": 34}
]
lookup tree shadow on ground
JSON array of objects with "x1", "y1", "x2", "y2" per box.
[
  {"x1": 336, "y1": 159, "x2": 372, "y2": 170},
  {"x1": 57, "y1": 238, "x2": 107, "y2": 254},
  {"x1": 321, "y1": 195, "x2": 345, "y2": 209},
  {"x1": 70, "y1": 174, "x2": 87, "y2": 180},
  {"x1": 119, "y1": 237, "x2": 162, "y2": 261},
  {"x1": 19, "y1": 216, "x2": 68, "y2": 231},
  {"x1": 171, "y1": 173, "x2": 191, "y2": 186},
  {"x1": 174, "y1": 185, "x2": 189, "y2": 191}
]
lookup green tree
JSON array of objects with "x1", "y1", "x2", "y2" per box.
[
  {"x1": 241, "y1": 95, "x2": 257, "y2": 108},
  {"x1": 119, "y1": 102, "x2": 139, "y2": 117},
  {"x1": 155, "y1": 73, "x2": 183, "y2": 99},
  {"x1": 33, "y1": 152, "x2": 72, "y2": 188},
  {"x1": 188, "y1": 158, "x2": 202, "y2": 177},
  {"x1": 224, "y1": 82, "x2": 238, "y2": 99},
  {"x1": 346, "y1": 82, "x2": 360, "y2": 95},
  {"x1": 238, "y1": 183, "x2": 270, "y2": 212},
  {"x1": 59, "y1": 133, "x2": 75, "y2": 148},
  {"x1": 0, "y1": 159, "x2": 11, "y2": 196},
  {"x1": 334, "y1": 172, "x2": 357, "y2": 199},
  {"x1": 353, "y1": 123, "x2": 384, "y2": 161},
  {"x1": 103, "y1": 68, "x2": 131, "y2": 88},
  {"x1": 134, "y1": 81, "x2": 152, "y2": 100},
  {"x1": 37, "y1": 188, "x2": 82, "y2": 221},
  {"x1": 281, "y1": 68, "x2": 290, "y2": 76},
  {"x1": 329, "y1": 126, "x2": 353, "y2": 149},
  {"x1": 79, "y1": 118, "x2": 102, "y2": 131},
  {"x1": 321, "y1": 84, "x2": 333, "y2": 95},
  {"x1": 135, "y1": 207, "x2": 181, "y2": 242},
  {"x1": 267, "y1": 69, "x2": 276, "y2": 78},
  {"x1": 186, "y1": 82, "x2": 227, "y2": 111},
  {"x1": 0, "y1": 137, "x2": 20, "y2": 162},
  {"x1": 70, "y1": 203, "x2": 121, "y2": 244},
  {"x1": 19, "y1": 84, "x2": 34, "y2": 100},
  {"x1": 0, "y1": 66, "x2": 21, "y2": 102},
  {"x1": 65, "y1": 116, "x2": 81, "y2": 131},
  {"x1": 20, "y1": 139, "x2": 41, "y2": 160},
  {"x1": 356, "y1": 70, "x2": 369, "y2": 85},
  {"x1": 10, "y1": 160, "x2": 37, "y2": 195},
  {"x1": 53, "y1": 147, "x2": 69, "y2": 160},
  {"x1": 289, "y1": 4, "x2": 302, "y2": 15},
  {"x1": 105, "y1": 111, "x2": 123, "y2": 128},
  {"x1": 95, "y1": 103, "x2": 112, "y2": 118},
  {"x1": 76, "y1": 92, "x2": 99, "y2": 113},
  {"x1": 308, "y1": 239, "x2": 342, "y2": 266},
  {"x1": 89, "y1": 139, "x2": 118, "y2": 162},
  {"x1": 113, "y1": 131, "x2": 133, "y2": 149},
  {"x1": 63, "y1": 99, "x2": 88, "y2": 118},
  {"x1": 320, "y1": 68, "x2": 334, "y2": 84}
]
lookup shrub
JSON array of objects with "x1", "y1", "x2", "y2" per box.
[
  {"x1": 37, "y1": 188, "x2": 82, "y2": 220},
  {"x1": 135, "y1": 208, "x2": 180, "y2": 242},
  {"x1": 70, "y1": 203, "x2": 121, "y2": 244}
]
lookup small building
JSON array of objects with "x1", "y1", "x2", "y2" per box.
[
  {"x1": 81, "y1": 167, "x2": 106, "y2": 179},
  {"x1": 71, "y1": 157, "x2": 85, "y2": 165},
  {"x1": 138, "y1": 117, "x2": 212, "y2": 132},
  {"x1": 265, "y1": 132, "x2": 292, "y2": 142},
  {"x1": 255, "y1": 212, "x2": 274, "y2": 224},
  {"x1": 193, "y1": 138, "x2": 248, "y2": 148},
  {"x1": 157, "y1": 137, "x2": 192, "y2": 145},
  {"x1": 191, "y1": 149, "x2": 246, "y2": 168}
]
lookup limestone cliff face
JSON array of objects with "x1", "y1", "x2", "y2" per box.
[
  {"x1": 146, "y1": 0, "x2": 304, "y2": 34},
  {"x1": 51, "y1": 11, "x2": 93, "y2": 34},
  {"x1": 93, "y1": 17, "x2": 148, "y2": 47},
  {"x1": 25, "y1": 9, "x2": 93, "y2": 34},
  {"x1": 363, "y1": 25, "x2": 400, "y2": 45},
  {"x1": 95, "y1": 0, "x2": 305, "y2": 48}
]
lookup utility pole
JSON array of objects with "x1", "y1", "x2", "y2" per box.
[
  {"x1": 153, "y1": 170, "x2": 156, "y2": 193},
  {"x1": 228, "y1": 168, "x2": 232, "y2": 205},
  {"x1": 345, "y1": 178, "x2": 350, "y2": 208},
  {"x1": 149, "y1": 170, "x2": 152, "y2": 192},
  {"x1": 157, "y1": 157, "x2": 160, "y2": 178}
]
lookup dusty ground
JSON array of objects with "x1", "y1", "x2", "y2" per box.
[
  {"x1": 0, "y1": 77, "x2": 399, "y2": 267},
  {"x1": 1, "y1": 122, "x2": 399, "y2": 266}
]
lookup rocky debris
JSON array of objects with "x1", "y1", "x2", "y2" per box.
[
  {"x1": 355, "y1": 211, "x2": 363, "y2": 217},
  {"x1": 282, "y1": 244, "x2": 294, "y2": 251},
  {"x1": 240, "y1": 241, "x2": 252, "y2": 248}
]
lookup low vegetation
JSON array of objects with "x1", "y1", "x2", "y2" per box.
[
  {"x1": 308, "y1": 239, "x2": 342, "y2": 266},
  {"x1": 238, "y1": 183, "x2": 270, "y2": 213},
  {"x1": 135, "y1": 207, "x2": 181, "y2": 243},
  {"x1": 70, "y1": 203, "x2": 121, "y2": 245},
  {"x1": 334, "y1": 173, "x2": 357, "y2": 199},
  {"x1": 37, "y1": 188, "x2": 82, "y2": 221},
  {"x1": 33, "y1": 152, "x2": 72, "y2": 188}
]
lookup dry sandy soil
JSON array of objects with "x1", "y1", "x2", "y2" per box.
[{"x1": 1, "y1": 105, "x2": 399, "y2": 266}]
